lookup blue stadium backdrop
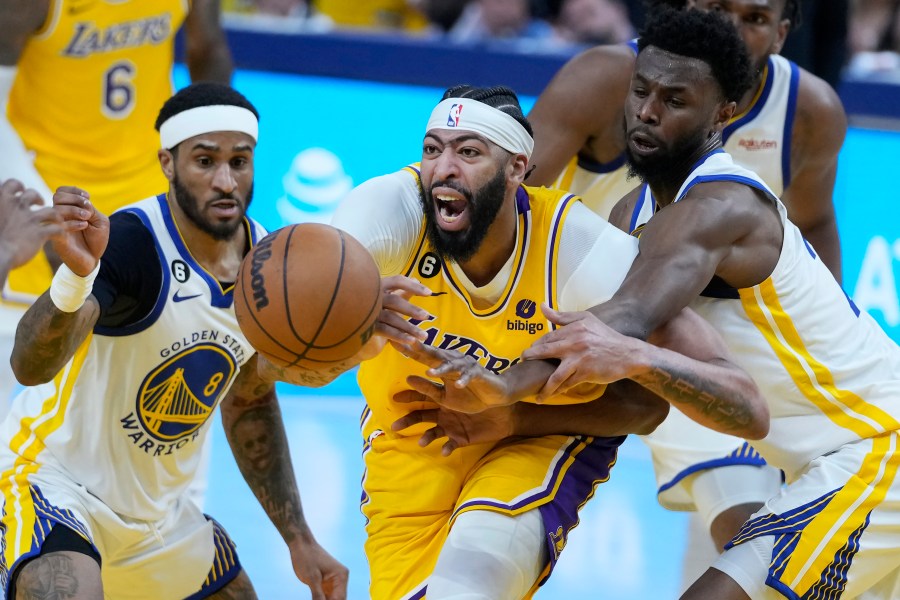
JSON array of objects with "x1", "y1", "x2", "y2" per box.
[{"x1": 169, "y1": 67, "x2": 900, "y2": 599}]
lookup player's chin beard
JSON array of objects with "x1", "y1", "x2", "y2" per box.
[
  {"x1": 625, "y1": 126, "x2": 710, "y2": 189},
  {"x1": 172, "y1": 173, "x2": 254, "y2": 241},
  {"x1": 420, "y1": 168, "x2": 507, "y2": 264}
]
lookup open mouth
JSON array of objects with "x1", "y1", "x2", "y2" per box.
[
  {"x1": 629, "y1": 132, "x2": 659, "y2": 155},
  {"x1": 432, "y1": 190, "x2": 470, "y2": 231}
]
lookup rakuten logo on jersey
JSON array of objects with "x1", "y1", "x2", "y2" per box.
[{"x1": 737, "y1": 138, "x2": 778, "y2": 151}]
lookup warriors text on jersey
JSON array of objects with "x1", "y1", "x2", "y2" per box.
[{"x1": 0, "y1": 194, "x2": 265, "y2": 521}]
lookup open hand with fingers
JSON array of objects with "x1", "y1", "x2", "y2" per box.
[
  {"x1": 521, "y1": 303, "x2": 644, "y2": 401},
  {"x1": 391, "y1": 340, "x2": 513, "y2": 413},
  {"x1": 391, "y1": 390, "x2": 517, "y2": 456},
  {"x1": 368, "y1": 275, "x2": 433, "y2": 350},
  {"x1": 0, "y1": 179, "x2": 65, "y2": 277}
]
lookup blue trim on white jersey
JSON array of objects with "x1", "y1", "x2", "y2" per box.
[
  {"x1": 94, "y1": 205, "x2": 170, "y2": 337},
  {"x1": 626, "y1": 38, "x2": 638, "y2": 54},
  {"x1": 781, "y1": 60, "x2": 801, "y2": 189},
  {"x1": 158, "y1": 195, "x2": 238, "y2": 310},
  {"x1": 680, "y1": 174, "x2": 773, "y2": 201},
  {"x1": 723, "y1": 57, "x2": 775, "y2": 142},
  {"x1": 630, "y1": 184, "x2": 650, "y2": 233},
  {"x1": 657, "y1": 454, "x2": 768, "y2": 497}
]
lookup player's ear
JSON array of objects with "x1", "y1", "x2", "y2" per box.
[
  {"x1": 772, "y1": 18, "x2": 790, "y2": 54},
  {"x1": 509, "y1": 153, "x2": 529, "y2": 184},
  {"x1": 158, "y1": 149, "x2": 175, "y2": 181},
  {"x1": 714, "y1": 100, "x2": 736, "y2": 129}
]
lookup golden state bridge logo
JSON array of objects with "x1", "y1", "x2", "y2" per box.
[{"x1": 133, "y1": 344, "x2": 236, "y2": 442}]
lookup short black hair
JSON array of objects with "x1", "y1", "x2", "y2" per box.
[
  {"x1": 638, "y1": 7, "x2": 754, "y2": 103},
  {"x1": 642, "y1": 0, "x2": 801, "y2": 29},
  {"x1": 440, "y1": 85, "x2": 534, "y2": 139},
  {"x1": 154, "y1": 82, "x2": 259, "y2": 132}
]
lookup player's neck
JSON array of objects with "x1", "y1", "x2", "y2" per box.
[
  {"x1": 458, "y1": 196, "x2": 518, "y2": 288},
  {"x1": 169, "y1": 199, "x2": 248, "y2": 282},
  {"x1": 651, "y1": 135, "x2": 722, "y2": 208},
  {"x1": 736, "y1": 66, "x2": 768, "y2": 116}
]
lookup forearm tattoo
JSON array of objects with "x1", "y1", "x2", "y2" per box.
[
  {"x1": 634, "y1": 367, "x2": 755, "y2": 433},
  {"x1": 223, "y1": 395, "x2": 307, "y2": 544},
  {"x1": 15, "y1": 295, "x2": 98, "y2": 381}
]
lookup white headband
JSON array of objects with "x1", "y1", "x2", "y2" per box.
[
  {"x1": 159, "y1": 104, "x2": 259, "y2": 149},
  {"x1": 426, "y1": 98, "x2": 534, "y2": 158}
]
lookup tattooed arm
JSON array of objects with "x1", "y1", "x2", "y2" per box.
[
  {"x1": 522, "y1": 305, "x2": 768, "y2": 439},
  {"x1": 221, "y1": 354, "x2": 348, "y2": 599},
  {"x1": 11, "y1": 187, "x2": 108, "y2": 386}
]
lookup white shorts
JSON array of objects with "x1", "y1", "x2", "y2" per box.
[
  {"x1": 641, "y1": 407, "x2": 774, "y2": 512},
  {"x1": 0, "y1": 465, "x2": 241, "y2": 599},
  {"x1": 715, "y1": 432, "x2": 900, "y2": 599}
]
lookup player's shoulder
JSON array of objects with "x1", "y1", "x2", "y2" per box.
[
  {"x1": 792, "y1": 63, "x2": 845, "y2": 123},
  {"x1": 555, "y1": 43, "x2": 637, "y2": 86}
]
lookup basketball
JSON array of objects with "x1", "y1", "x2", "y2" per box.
[{"x1": 234, "y1": 223, "x2": 382, "y2": 368}]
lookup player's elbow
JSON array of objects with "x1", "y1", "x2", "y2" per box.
[
  {"x1": 635, "y1": 398, "x2": 669, "y2": 435},
  {"x1": 11, "y1": 358, "x2": 55, "y2": 387},
  {"x1": 740, "y1": 388, "x2": 770, "y2": 440}
]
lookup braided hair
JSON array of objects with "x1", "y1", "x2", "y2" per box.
[{"x1": 440, "y1": 85, "x2": 534, "y2": 139}]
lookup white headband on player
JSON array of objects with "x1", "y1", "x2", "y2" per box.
[
  {"x1": 159, "y1": 104, "x2": 259, "y2": 149},
  {"x1": 426, "y1": 98, "x2": 534, "y2": 158}
]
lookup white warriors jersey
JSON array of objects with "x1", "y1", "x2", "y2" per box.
[
  {"x1": 0, "y1": 195, "x2": 265, "y2": 521},
  {"x1": 632, "y1": 151, "x2": 900, "y2": 480},
  {"x1": 556, "y1": 53, "x2": 798, "y2": 218}
]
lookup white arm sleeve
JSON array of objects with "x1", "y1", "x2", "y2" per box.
[
  {"x1": 0, "y1": 66, "x2": 53, "y2": 203},
  {"x1": 556, "y1": 201, "x2": 640, "y2": 311},
  {"x1": 330, "y1": 168, "x2": 423, "y2": 276}
]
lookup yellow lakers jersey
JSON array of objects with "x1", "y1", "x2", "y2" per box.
[
  {"x1": 357, "y1": 181, "x2": 581, "y2": 435},
  {"x1": 6, "y1": 0, "x2": 185, "y2": 300}
]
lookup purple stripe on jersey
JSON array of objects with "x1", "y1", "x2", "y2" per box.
[
  {"x1": 536, "y1": 435, "x2": 623, "y2": 580},
  {"x1": 546, "y1": 194, "x2": 578, "y2": 324},
  {"x1": 451, "y1": 435, "x2": 624, "y2": 584},
  {"x1": 515, "y1": 185, "x2": 531, "y2": 214},
  {"x1": 408, "y1": 586, "x2": 427, "y2": 599}
]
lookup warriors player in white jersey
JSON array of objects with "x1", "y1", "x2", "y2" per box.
[
  {"x1": 526, "y1": 0, "x2": 847, "y2": 576},
  {"x1": 265, "y1": 84, "x2": 769, "y2": 599},
  {"x1": 476, "y1": 8, "x2": 900, "y2": 598},
  {"x1": 0, "y1": 83, "x2": 347, "y2": 599}
]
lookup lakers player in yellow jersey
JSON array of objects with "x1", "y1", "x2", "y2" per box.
[
  {"x1": 0, "y1": 0, "x2": 232, "y2": 411},
  {"x1": 263, "y1": 84, "x2": 768, "y2": 599}
]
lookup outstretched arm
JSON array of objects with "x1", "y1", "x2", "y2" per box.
[
  {"x1": 221, "y1": 354, "x2": 348, "y2": 600},
  {"x1": 11, "y1": 187, "x2": 109, "y2": 386},
  {"x1": 0, "y1": 0, "x2": 54, "y2": 199},
  {"x1": 524, "y1": 305, "x2": 767, "y2": 438},
  {"x1": 183, "y1": 0, "x2": 233, "y2": 84},
  {"x1": 0, "y1": 180, "x2": 63, "y2": 287},
  {"x1": 527, "y1": 45, "x2": 636, "y2": 186},
  {"x1": 392, "y1": 379, "x2": 668, "y2": 456}
]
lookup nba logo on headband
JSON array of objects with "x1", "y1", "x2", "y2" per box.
[{"x1": 447, "y1": 103, "x2": 463, "y2": 127}]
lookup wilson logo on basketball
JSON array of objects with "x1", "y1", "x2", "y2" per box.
[{"x1": 249, "y1": 234, "x2": 276, "y2": 311}]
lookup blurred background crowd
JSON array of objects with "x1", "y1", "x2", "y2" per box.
[{"x1": 221, "y1": 0, "x2": 900, "y2": 85}]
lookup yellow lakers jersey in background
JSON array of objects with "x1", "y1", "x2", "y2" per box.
[{"x1": 6, "y1": 0, "x2": 186, "y2": 300}]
